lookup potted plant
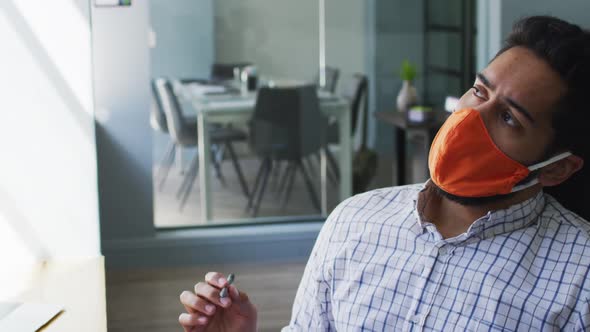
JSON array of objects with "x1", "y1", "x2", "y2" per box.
[{"x1": 396, "y1": 60, "x2": 418, "y2": 112}]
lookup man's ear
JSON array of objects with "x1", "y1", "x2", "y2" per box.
[{"x1": 538, "y1": 154, "x2": 584, "y2": 187}]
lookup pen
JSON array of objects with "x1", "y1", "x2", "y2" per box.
[{"x1": 219, "y1": 273, "x2": 235, "y2": 298}]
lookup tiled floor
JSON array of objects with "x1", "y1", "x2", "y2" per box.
[
  {"x1": 153, "y1": 154, "x2": 343, "y2": 228},
  {"x1": 153, "y1": 131, "x2": 430, "y2": 228}
]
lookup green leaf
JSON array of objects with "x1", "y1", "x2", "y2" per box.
[{"x1": 400, "y1": 60, "x2": 417, "y2": 81}]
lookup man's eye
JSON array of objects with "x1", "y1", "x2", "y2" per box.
[
  {"x1": 501, "y1": 111, "x2": 517, "y2": 127},
  {"x1": 472, "y1": 86, "x2": 484, "y2": 98}
]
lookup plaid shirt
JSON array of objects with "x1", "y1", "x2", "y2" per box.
[{"x1": 283, "y1": 182, "x2": 590, "y2": 331}]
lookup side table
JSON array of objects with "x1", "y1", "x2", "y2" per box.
[{"x1": 374, "y1": 111, "x2": 448, "y2": 185}]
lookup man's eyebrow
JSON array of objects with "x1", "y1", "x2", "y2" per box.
[
  {"x1": 505, "y1": 98, "x2": 536, "y2": 124},
  {"x1": 476, "y1": 72, "x2": 495, "y2": 89},
  {"x1": 476, "y1": 72, "x2": 536, "y2": 124}
]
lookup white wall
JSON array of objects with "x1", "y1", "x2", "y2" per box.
[
  {"x1": 214, "y1": 0, "x2": 367, "y2": 84},
  {"x1": 214, "y1": 0, "x2": 319, "y2": 82},
  {"x1": 325, "y1": 0, "x2": 368, "y2": 81},
  {"x1": 326, "y1": 0, "x2": 369, "y2": 148},
  {"x1": 0, "y1": 0, "x2": 100, "y2": 293},
  {"x1": 476, "y1": 0, "x2": 502, "y2": 71},
  {"x1": 149, "y1": 0, "x2": 214, "y2": 79}
]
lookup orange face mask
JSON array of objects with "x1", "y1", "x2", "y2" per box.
[{"x1": 429, "y1": 108, "x2": 571, "y2": 197}]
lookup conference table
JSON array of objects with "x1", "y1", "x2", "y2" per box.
[{"x1": 178, "y1": 83, "x2": 352, "y2": 223}]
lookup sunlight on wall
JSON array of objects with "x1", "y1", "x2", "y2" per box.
[
  {"x1": 0, "y1": 215, "x2": 37, "y2": 298},
  {"x1": 0, "y1": 0, "x2": 100, "y2": 290},
  {"x1": 14, "y1": 1, "x2": 94, "y2": 116}
]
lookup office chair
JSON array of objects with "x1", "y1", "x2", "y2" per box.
[
  {"x1": 247, "y1": 85, "x2": 328, "y2": 217},
  {"x1": 154, "y1": 78, "x2": 250, "y2": 210},
  {"x1": 150, "y1": 78, "x2": 198, "y2": 191},
  {"x1": 323, "y1": 73, "x2": 369, "y2": 182}
]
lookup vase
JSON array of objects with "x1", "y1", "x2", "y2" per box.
[{"x1": 396, "y1": 80, "x2": 418, "y2": 112}]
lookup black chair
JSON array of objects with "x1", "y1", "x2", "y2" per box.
[
  {"x1": 150, "y1": 79, "x2": 198, "y2": 191},
  {"x1": 154, "y1": 78, "x2": 250, "y2": 210},
  {"x1": 315, "y1": 66, "x2": 340, "y2": 93},
  {"x1": 246, "y1": 85, "x2": 328, "y2": 217},
  {"x1": 324, "y1": 74, "x2": 369, "y2": 181}
]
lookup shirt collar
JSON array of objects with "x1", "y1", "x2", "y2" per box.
[{"x1": 413, "y1": 180, "x2": 546, "y2": 244}]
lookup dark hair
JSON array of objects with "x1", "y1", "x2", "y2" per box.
[{"x1": 497, "y1": 16, "x2": 590, "y2": 220}]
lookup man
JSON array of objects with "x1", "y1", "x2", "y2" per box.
[{"x1": 179, "y1": 16, "x2": 590, "y2": 331}]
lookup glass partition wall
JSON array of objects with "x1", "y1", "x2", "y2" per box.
[{"x1": 151, "y1": 0, "x2": 477, "y2": 228}]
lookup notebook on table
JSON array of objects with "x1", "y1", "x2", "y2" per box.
[{"x1": 0, "y1": 302, "x2": 63, "y2": 332}]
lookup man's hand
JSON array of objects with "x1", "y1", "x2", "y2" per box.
[{"x1": 179, "y1": 272, "x2": 257, "y2": 332}]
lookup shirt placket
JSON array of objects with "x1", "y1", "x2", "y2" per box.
[{"x1": 403, "y1": 241, "x2": 455, "y2": 332}]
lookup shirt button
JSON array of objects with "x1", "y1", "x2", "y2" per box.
[
  {"x1": 410, "y1": 314, "x2": 427, "y2": 326},
  {"x1": 440, "y1": 246, "x2": 456, "y2": 256}
]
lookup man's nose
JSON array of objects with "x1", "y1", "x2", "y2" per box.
[{"x1": 473, "y1": 101, "x2": 497, "y2": 127}]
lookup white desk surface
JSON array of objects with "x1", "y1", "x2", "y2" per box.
[{"x1": 2, "y1": 257, "x2": 107, "y2": 332}]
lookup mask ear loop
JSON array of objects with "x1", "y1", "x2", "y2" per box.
[{"x1": 511, "y1": 152, "x2": 573, "y2": 192}]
